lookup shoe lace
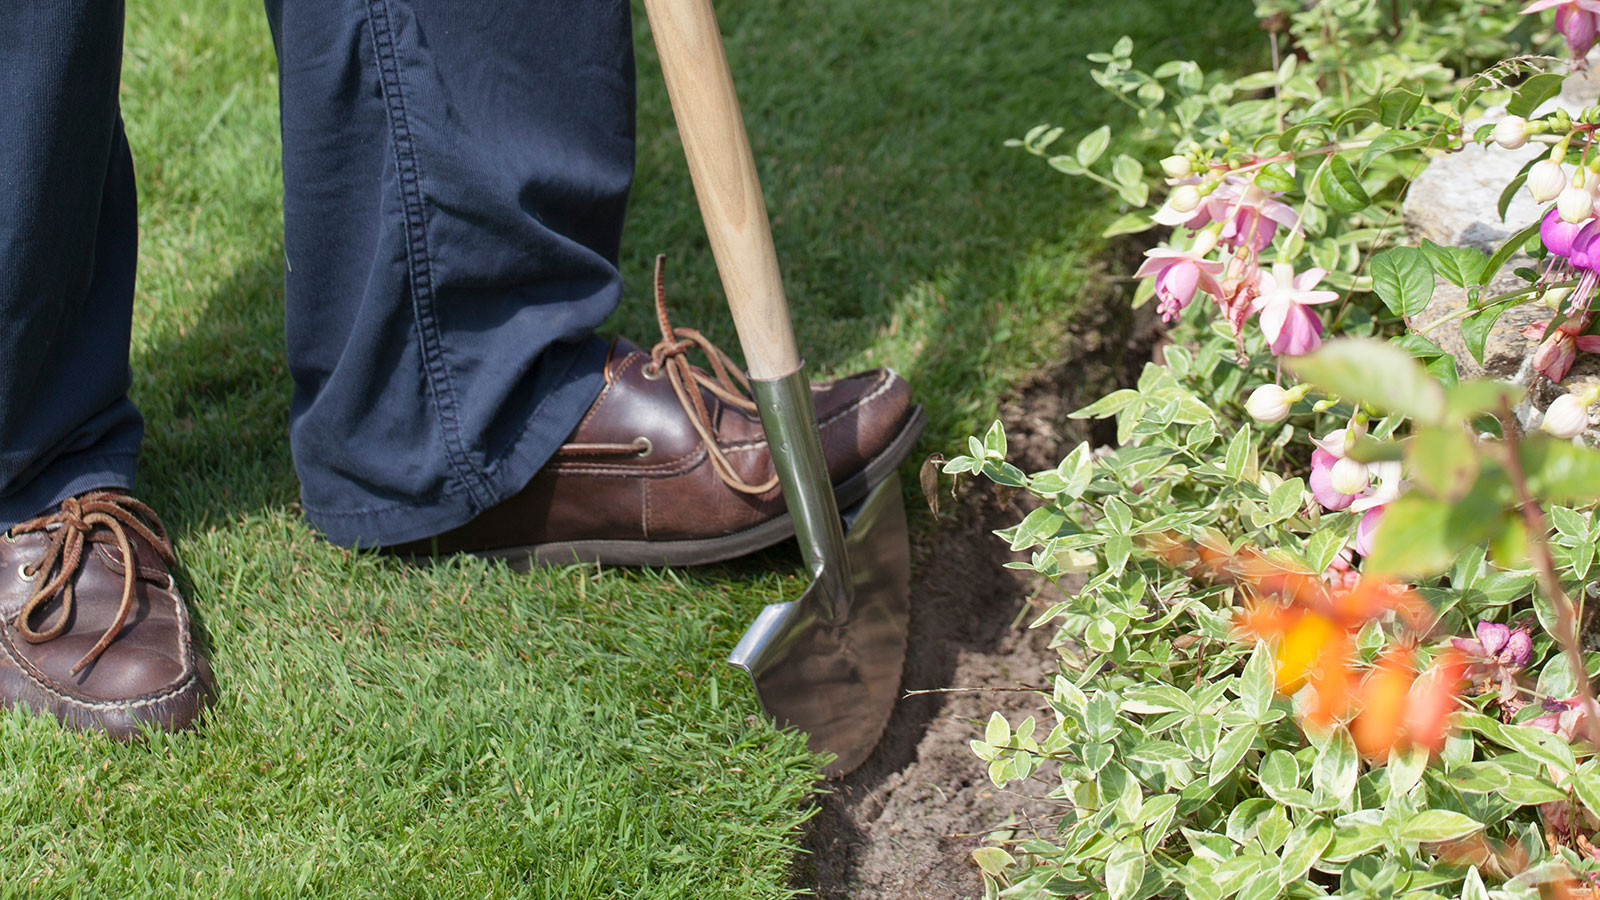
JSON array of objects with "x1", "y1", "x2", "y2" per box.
[
  {"x1": 643, "y1": 255, "x2": 779, "y2": 495},
  {"x1": 7, "y1": 491, "x2": 176, "y2": 674}
]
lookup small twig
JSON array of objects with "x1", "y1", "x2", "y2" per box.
[
  {"x1": 1496, "y1": 398, "x2": 1600, "y2": 750},
  {"x1": 902, "y1": 685, "x2": 1051, "y2": 697}
]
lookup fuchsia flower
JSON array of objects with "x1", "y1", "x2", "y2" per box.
[
  {"x1": 1526, "y1": 696, "x2": 1596, "y2": 742},
  {"x1": 1251, "y1": 263, "x2": 1338, "y2": 357},
  {"x1": 1522, "y1": 316, "x2": 1600, "y2": 381},
  {"x1": 1522, "y1": 0, "x2": 1600, "y2": 59},
  {"x1": 1348, "y1": 461, "x2": 1402, "y2": 558},
  {"x1": 1218, "y1": 182, "x2": 1300, "y2": 252},
  {"x1": 1151, "y1": 177, "x2": 1298, "y2": 251},
  {"x1": 1135, "y1": 246, "x2": 1224, "y2": 323},
  {"x1": 1450, "y1": 620, "x2": 1535, "y2": 668}
]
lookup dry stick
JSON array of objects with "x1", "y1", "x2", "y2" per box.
[{"x1": 1496, "y1": 399, "x2": 1600, "y2": 750}]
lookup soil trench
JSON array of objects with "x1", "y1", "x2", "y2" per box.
[{"x1": 796, "y1": 270, "x2": 1161, "y2": 899}]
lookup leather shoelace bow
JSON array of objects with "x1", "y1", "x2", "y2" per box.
[
  {"x1": 7, "y1": 491, "x2": 176, "y2": 674},
  {"x1": 640, "y1": 255, "x2": 780, "y2": 495}
]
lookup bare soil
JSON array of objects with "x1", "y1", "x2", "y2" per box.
[{"x1": 794, "y1": 272, "x2": 1162, "y2": 899}]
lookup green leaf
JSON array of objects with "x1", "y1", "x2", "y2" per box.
[
  {"x1": 1241, "y1": 641, "x2": 1275, "y2": 721},
  {"x1": 1481, "y1": 218, "x2": 1542, "y2": 286},
  {"x1": 982, "y1": 420, "x2": 1007, "y2": 458},
  {"x1": 1255, "y1": 163, "x2": 1297, "y2": 193},
  {"x1": 1264, "y1": 478, "x2": 1304, "y2": 524},
  {"x1": 1363, "y1": 482, "x2": 1505, "y2": 578},
  {"x1": 1461, "y1": 866, "x2": 1490, "y2": 900},
  {"x1": 1210, "y1": 725, "x2": 1258, "y2": 787},
  {"x1": 1506, "y1": 73, "x2": 1565, "y2": 118},
  {"x1": 1289, "y1": 338, "x2": 1445, "y2": 423},
  {"x1": 972, "y1": 846, "x2": 1016, "y2": 876},
  {"x1": 1359, "y1": 130, "x2": 1433, "y2": 173},
  {"x1": 1385, "y1": 744, "x2": 1430, "y2": 802},
  {"x1": 1445, "y1": 379, "x2": 1522, "y2": 420},
  {"x1": 1112, "y1": 154, "x2": 1142, "y2": 187},
  {"x1": 1103, "y1": 211, "x2": 1156, "y2": 238},
  {"x1": 1278, "y1": 818, "x2": 1333, "y2": 886},
  {"x1": 1106, "y1": 847, "x2": 1145, "y2": 900},
  {"x1": 1519, "y1": 436, "x2": 1600, "y2": 504},
  {"x1": 1235, "y1": 868, "x2": 1283, "y2": 900},
  {"x1": 1379, "y1": 88, "x2": 1422, "y2": 127},
  {"x1": 1459, "y1": 305, "x2": 1508, "y2": 367},
  {"x1": 1072, "y1": 389, "x2": 1140, "y2": 419},
  {"x1": 1396, "y1": 809, "x2": 1484, "y2": 843},
  {"x1": 1419, "y1": 240, "x2": 1488, "y2": 288},
  {"x1": 1442, "y1": 760, "x2": 1511, "y2": 794},
  {"x1": 985, "y1": 711, "x2": 1011, "y2": 747},
  {"x1": 1313, "y1": 726, "x2": 1359, "y2": 802},
  {"x1": 1370, "y1": 247, "x2": 1436, "y2": 318},
  {"x1": 1320, "y1": 154, "x2": 1371, "y2": 214},
  {"x1": 1501, "y1": 773, "x2": 1568, "y2": 805},
  {"x1": 1076, "y1": 125, "x2": 1111, "y2": 167},
  {"x1": 1226, "y1": 426, "x2": 1254, "y2": 481},
  {"x1": 1405, "y1": 426, "x2": 1479, "y2": 500},
  {"x1": 1572, "y1": 761, "x2": 1600, "y2": 815}
]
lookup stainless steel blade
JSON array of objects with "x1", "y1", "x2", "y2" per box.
[{"x1": 727, "y1": 474, "x2": 911, "y2": 777}]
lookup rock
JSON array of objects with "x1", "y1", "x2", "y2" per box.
[{"x1": 1400, "y1": 68, "x2": 1600, "y2": 434}]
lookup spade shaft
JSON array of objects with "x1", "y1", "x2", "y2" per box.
[{"x1": 644, "y1": 0, "x2": 912, "y2": 776}]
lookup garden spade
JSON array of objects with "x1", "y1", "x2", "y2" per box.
[{"x1": 643, "y1": 0, "x2": 913, "y2": 777}]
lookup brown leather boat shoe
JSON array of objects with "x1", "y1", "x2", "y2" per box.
[
  {"x1": 390, "y1": 268, "x2": 925, "y2": 567},
  {"x1": 0, "y1": 491, "x2": 211, "y2": 738}
]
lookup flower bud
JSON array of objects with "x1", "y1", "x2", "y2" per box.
[
  {"x1": 1494, "y1": 115, "x2": 1530, "y2": 150},
  {"x1": 1528, "y1": 160, "x2": 1568, "y2": 203},
  {"x1": 1329, "y1": 456, "x2": 1370, "y2": 495},
  {"x1": 1501, "y1": 630, "x2": 1533, "y2": 668},
  {"x1": 1245, "y1": 384, "x2": 1293, "y2": 423},
  {"x1": 1558, "y1": 185, "x2": 1595, "y2": 223},
  {"x1": 1541, "y1": 391, "x2": 1593, "y2": 438},
  {"x1": 1160, "y1": 155, "x2": 1193, "y2": 179},
  {"x1": 1168, "y1": 184, "x2": 1201, "y2": 213}
]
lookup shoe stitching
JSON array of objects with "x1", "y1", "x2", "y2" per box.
[
  {"x1": 0, "y1": 575, "x2": 197, "y2": 713},
  {"x1": 720, "y1": 370, "x2": 896, "y2": 453},
  {"x1": 1, "y1": 629, "x2": 201, "y2": 713}
]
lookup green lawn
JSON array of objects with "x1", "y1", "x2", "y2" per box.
[{"x1": 4, "y1": 0, "x2": 1252, "y2": 895}]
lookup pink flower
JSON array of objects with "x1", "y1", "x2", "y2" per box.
[
  {"x1": 1354, "y1": 506, "x2": 1384, "y2": 557},
  {"x1": 1217, "y1": 182, "x2": 1299, "y2": 252},
  {"x1": 1523, "y1": 0, "x2": 1600, "y2": 57},
  {"x1": 1135, "y1": 247, "x2": 1224, "y2": 322},
  {"x1": 1523, "y1": 315, "x2": 1600, "y2": 382},
  {"x1": 1450, "y1": 621, "x2": 1535, "y2": 668},
  {"x1": 1251, "y1": 264, "x2": 1338, "y2": 357},
  {"x1": 1526, "y1": 696, "x2": 1596, "y2": 742},
  {"x1": 1350, "y1": 461, "x2": 1403, "y2": 558},
  {"x1": 1542, "y1": 207, "x2": 1590, "y2": 259},
  {"x1": 1310, "y1": 448, "x2": 1358, "y2": 511}
]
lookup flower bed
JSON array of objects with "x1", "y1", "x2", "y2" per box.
[{"x1": 944, "y1": 2, "x2": 1600, "y2": 897}]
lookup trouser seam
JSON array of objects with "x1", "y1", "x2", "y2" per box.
[{"x1": 363, "y1": 0, "x2": 489, "y2": 511}]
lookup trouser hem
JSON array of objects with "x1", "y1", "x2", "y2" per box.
[
  {"x1": 301, "y1": 335, "x2": 609, "y2": 548},
  {"x1": 0, "y1": 451, "x2": 138, "y2": 531}
]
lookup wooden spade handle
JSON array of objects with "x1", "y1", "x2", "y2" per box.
[{"x1": 643, "y1": 0, "x2": 802, "y2": 381}]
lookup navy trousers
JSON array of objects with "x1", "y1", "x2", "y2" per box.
[{"x1": 0, "y1": 0, "x2": 635, "y2": 546}]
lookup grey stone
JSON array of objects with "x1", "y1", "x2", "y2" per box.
[{"x1": 1400, "y1": 69, "x2": 1600, "y2": 435}]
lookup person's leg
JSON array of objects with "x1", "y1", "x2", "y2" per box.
[
  {"x1": 264, "y1": 0, "x2": 634, "y2": 547},
  {"x1": 0, "y1": 1, "x2": 209, "y2": 737},
  {"x1": 0, "y1": 0, "x2": 143, "y2": 527}
]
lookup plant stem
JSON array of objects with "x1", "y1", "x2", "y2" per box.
[
  {"x1": 1413, "y1": 281, "x2": 1576, "y2": 336},
  {"x1": 1495, "y1": 399, "x2": 1600, "y2": 750}
]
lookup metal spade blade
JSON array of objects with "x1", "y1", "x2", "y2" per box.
[{"x1": 726, "y1": 376, "x2": 911, "y2": 778}]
